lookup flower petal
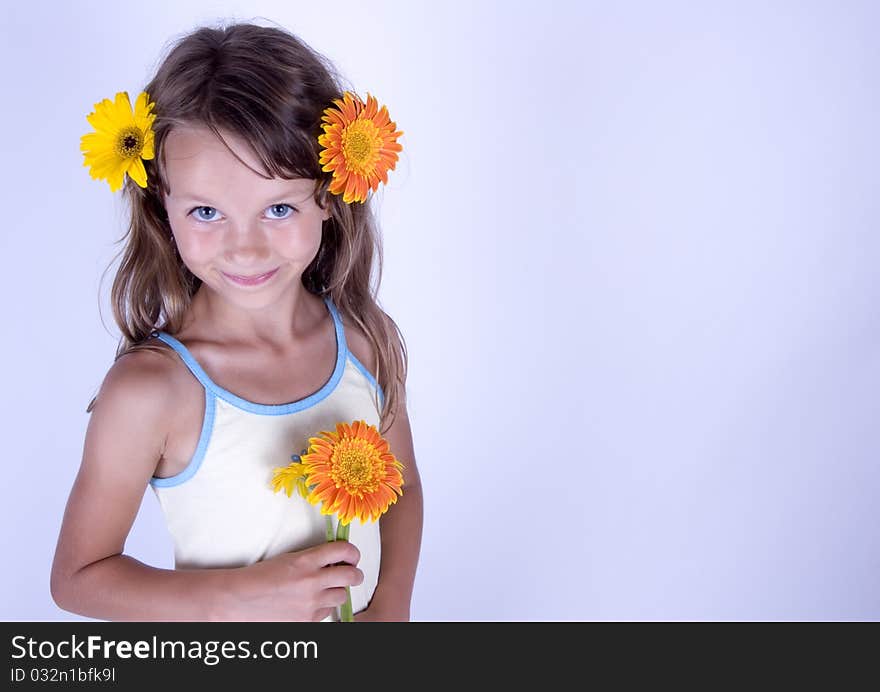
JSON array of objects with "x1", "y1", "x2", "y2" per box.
[{"x1": 318, "y1": 92, "x2": 403, "y2": 204}]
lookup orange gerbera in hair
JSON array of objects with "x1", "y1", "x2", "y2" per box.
[
  {"x1": 318, "y1": 92, "x2": 403, "y2": 204},
  {"x1": 301, "y1": 420, "x2": 404, "y2": 526}
]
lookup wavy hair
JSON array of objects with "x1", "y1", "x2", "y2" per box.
[{"x1": 86, "y1": 20, "x2": 407, "y2": 435}]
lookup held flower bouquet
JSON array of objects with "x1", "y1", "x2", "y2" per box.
[{"x1": 271, "y1": 420, "x2": 404, "y2": 621}]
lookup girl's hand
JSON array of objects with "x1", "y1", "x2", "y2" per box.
[{"x1": 219, "y1": 541, "x2": 364, "y2": 622}]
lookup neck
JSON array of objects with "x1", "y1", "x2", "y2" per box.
[{"x1": 186, "y1": 282, "x2": 324, "y2": 350}]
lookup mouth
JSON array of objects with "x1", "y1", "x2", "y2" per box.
[{"x1": 221, "y1": 267, "x2": 279, "y2": 286}]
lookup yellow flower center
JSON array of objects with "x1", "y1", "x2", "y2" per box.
[
  {"x1": 329, "y1": 438, "x2": 382, "y2": 496},
  {"x1": 115, "y1": 126, "x2": 144, "y2": 159},
  {"x1": 341, "y1": 119, "x2": 381, "y2": 175}
]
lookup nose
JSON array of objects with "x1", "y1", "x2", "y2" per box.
[{"x1": 224, "y1": 222, "x2": 271, "y2": 268}]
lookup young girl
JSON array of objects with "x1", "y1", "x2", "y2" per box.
[{"x1": 51, "y1": 21, "x2": 422, "y2": 622}]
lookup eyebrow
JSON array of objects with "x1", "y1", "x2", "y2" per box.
[{"x1": 172, "y1": 185, "x2": 315, "y2": 206}]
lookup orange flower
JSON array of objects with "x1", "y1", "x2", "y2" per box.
[
  {"x1": 318, "y1": 92, "x2": 403, "y2": 204},
  {"x1": 301, "y1": 420, "x2": 404, "y2": 526}
]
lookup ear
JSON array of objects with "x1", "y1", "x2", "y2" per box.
[{"x1": 315, "y1": 184, "x2": 334, "y2": 221}]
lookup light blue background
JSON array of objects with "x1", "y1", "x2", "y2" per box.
[{"x1": 1, "y1": 0, "x2": 877, "y2": 620}]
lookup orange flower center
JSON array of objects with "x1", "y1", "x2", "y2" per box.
[
  {"x1": 115, "y1": 126, "x2": 144, "y2": 159},
  {"x1": 341, "y1": 120, "x2": 381, "y2": 175},
  {"x1": 329, "y1": 438, "x2": 382, "y2": 496}
]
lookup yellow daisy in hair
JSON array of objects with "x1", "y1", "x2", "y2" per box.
[
  {"x1": 80, "y1": 91, "x2": 156, "y2": 193},
  {"x1": 301, "y1": 420, "x2": 404, "y2": 526},
  {"x1": 318, "y1": 92, "x2": 404, "y2": 204}
]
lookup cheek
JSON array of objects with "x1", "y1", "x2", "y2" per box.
[
  {"x1": 274, "y1": 222, "x2": 323, "y2": 260},
  {"x1": 173, "y1": 230, "x2": 220, "y2": 266},
  {"x1": 282, "y1": 232, "x2": 321, "y2": 259}
]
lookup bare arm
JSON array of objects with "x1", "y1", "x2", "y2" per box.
[
  {"x1": 52, "y1": 555, "x2": 232, "y2": 622},
  {"x1": 53, "y1": 551, "x2": 361, "y2": 622},
  {"x1": 356, "y1": 388, "x2": 424, "y2": 621},
  {"x1": 51, "y1": 350, "x2": 362, "y2": 622}
]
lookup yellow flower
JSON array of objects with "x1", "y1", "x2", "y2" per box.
[
  {"x1": 318, "y1": 92, "x2": 404, "y2": 204},
  {"x1": 301, "y1": 420, "x2": 404, "y2": 526},
  {"x1": 270, "y1": 462, "x2": 311, "y2": 499},
  {"x1": 80, "y1": 91, "x2": 156, "y2": 193}
]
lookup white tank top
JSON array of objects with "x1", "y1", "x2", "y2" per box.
[{"x1": 148, "y1": 295, "x2": 384, "y2": 620}]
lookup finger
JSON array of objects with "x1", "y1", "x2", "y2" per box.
[
  {"x1": 318, "y1": 565, "x2": 364, "y2": 589},
  {"x1": 318, "y1": 586, "x2": 349, "y2": 608},
  {"x1": 309, "y1": 539, "x2": 361, "y2": 568},
  {"x1": 320, "y1": 564, "x2": 364, "y2": 589}
]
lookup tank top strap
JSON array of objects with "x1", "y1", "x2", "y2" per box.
[
  {"x1": 150, "y1": 331, "x2": 210, "y2": 391},
  {"x1": 150, "y1": 294, "x2": 347, "y2": 405},
  {"x1": 323, "y1": 295, "x2": 348, "y2": 354}
]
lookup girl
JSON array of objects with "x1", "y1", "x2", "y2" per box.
[{"x1": 50, "y1": 21, "x2": 422, "y2": 622}]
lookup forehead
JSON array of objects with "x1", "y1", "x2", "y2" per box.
[{"x1": 163, "y1": 125, "x2": 316, "y2": 202}]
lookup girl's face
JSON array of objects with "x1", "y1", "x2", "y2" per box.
[{"x1": 162, "y1": 125, "x2": 331, "y2": 310}]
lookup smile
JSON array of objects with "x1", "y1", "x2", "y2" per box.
[{"x1": 221, "y1": 267, "x2": 279, "y2": 286}]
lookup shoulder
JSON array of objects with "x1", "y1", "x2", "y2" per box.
[
  {"x1": 100, "y1": 342, "x2": 182, "y2": 404},
  {"x1": 90, "y1": 342, "x2": 189, "y2": 452},
  {"x1": 340, "y1": 308, "x2": 409, "y2": 413},
  {"x1": 341, "y1": 314, "x2": 378, "y2": 377}
]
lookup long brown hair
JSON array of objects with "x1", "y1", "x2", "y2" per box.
[{"x1": 87, "y1": 20, "x2": 407, "y2": 434}]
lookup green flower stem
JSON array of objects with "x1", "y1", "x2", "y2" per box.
[
  {"x1": 335, "y1": 520, "x2": 353, "y2": 622},
  {"x1": 325, "y1": 515, "x2": 334, "y2": 543}
]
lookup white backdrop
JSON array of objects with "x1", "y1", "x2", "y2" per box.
[{"x1": 1, "y1": 0, "x2": 877, "y2": 621}]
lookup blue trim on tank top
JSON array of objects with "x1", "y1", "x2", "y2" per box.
[
  {"x1": 147, "y1": 295, "x2": 384, "y2": 488},
  {"x1": 150, "y1": 295, "x2": 351, "y2": 416},
  {"x1": 150, "y1": 391, "x2": 215, "y2": 488}
]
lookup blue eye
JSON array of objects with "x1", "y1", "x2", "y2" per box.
[
  {"x1": 187, "y1": 204, "x2": 298, "y2": 223},
  {"x1": 191, "y1": 206, "x2": 218, "y2": 222},
  {"x1": 267, "y1": 204, "x2": 296, "y2": 219}
]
